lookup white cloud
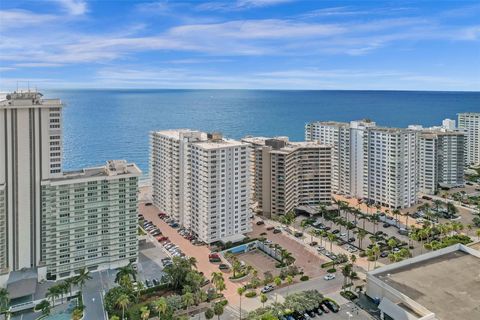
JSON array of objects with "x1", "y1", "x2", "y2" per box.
[
  {"x1": 52, "y1": 0, "x2": 87, "y2": 15},
  {"x1": 197, "y1": 0, "x2": 293, "y2": 11},
  {"x1": 0, "y1": 9, "x2": 57, "y2": 30}
]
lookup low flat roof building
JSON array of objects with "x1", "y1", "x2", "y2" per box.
[{"x1": 366, "y1": 244, "x2": 480, "y2": 320}]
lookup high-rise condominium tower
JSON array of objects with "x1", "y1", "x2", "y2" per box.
[
  {"x1": 151, "y1": 130, "x2": 251, "y2": 244},
  {"x1": 458, "y1": 113, "x2": 480, "y2": 165},
  {"x1": 418, "y1": 131, "x2": 465, "y2": 194},
  {"x1": 1, "y1": 91, "x2": 140, "y2": 296},
  {"x1": 242, "y1": 137, "x2": 332, "y2": 218},
  {"x1": 363, "y1": 128, "x2": 418, "y2": 209},
  {"x1": 305, "y1": 119, "x2": 376, "y2": 199},
  {"x1": 0, "y1": 91, "x2": 62, "y2": 279}
]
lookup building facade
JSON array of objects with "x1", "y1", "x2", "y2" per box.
[
  {"x1": 363, "y1": 128, "x2": 418, "y2": 209},
  {"x1": 242, "y1": 137, "x2": 332, "y2": 218},
  {"x1": 306, "y1": 120, "x2": 376, "y2": 199},
  {"x1": 1, "y1": 91, "x2": 141, "y2": 293},
  {"x1": 418, "y1": 131, "x2": 465, "y2": 195},
  {"x1": 151, "y1": 130, "x2": 251, "y2": 244},
  {"x1": 0, "y1": 91, "x2": 63, "y2": 284},
  {"x1": 41, "y1": 160, "x2": 141, "y2": 280},
  {"x1": 458, "y1": 113, "x2": 480, "y2": 165}
]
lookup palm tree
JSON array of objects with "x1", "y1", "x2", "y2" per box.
[
  {"x1": 327, "y1": 233, "x2": 336, "y2": 252},
  {"x1": 153, "y1": 297, "x2": 168, "y2": 319},
  {"x1": 36, "y1": 300, "x2": 51, "y2": 316},
  {"x1": 116, "y1": 293, "x2": 130, "y2": 320},
  {"x1": 273, "y1": 277, "x2": 281, "y2": 303},
  {"x1": 237, "y1": 287, "x2": 246, "y2": 320},
  {"x1": 0, "y1": 288, "x2": 10, "y2": 314},
  {"x1": 58, "y1": 281, "x2": 69, "y2": 304},
  {"x1": 211, "y1": 272, "x2": 226, "y2": 294},
  {"x1": 280, "y1": 249, "x2": 294, "y2": 266},
  {"x1": 213, "y1": 302, "x2": 224, "y2": 320},
  {"x1": 392, "y1": 209, "x2": 401, "y2": 228},
  {"x1": 115, "y1": 263, "x2": 137, "y2": 284},
  {"x1": 260, "y1": 293, "x2": 268, "y2": 308},
  {"x1": 476, "y1": 229, "x2": 480, "y2": 241},
  {"x1": 75, "y1": 267, "x2": 92, "y2": 293},
  {"x1": 46, "y1": 285, "x2": 61, "y2": 306},
  {"x1": 372, "y1": 245, "x2": 380, "y2": 269},
  {"x1": 433, "y1": 199, "x2": 443, "y2": 212},
  {"x1": 64, "y1": 277, "x2": 76, "y2": 299},
  {"x1": 357, "y1": 229, "x2": 367, "y2": 249},
  {"x1": 285, "y1": 275, "x2": 293, "y2": 297},
  {"x1": 140, "y1": 306, "x2": 150, "y2": 320},
  {"x1": 182, "y1": 292, "x2": 195, "y2": 310},
  {"x1": 231, "y1": 258, "x2": 242, "y2": 278}
]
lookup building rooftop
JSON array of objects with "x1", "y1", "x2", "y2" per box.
[
  {"x1": 0, "y1": 90, "x2": 62, "y2": 107},
  {"x1": 193, "y1": 138, "x2": 248, "y2": 150},
  {"x1": 50, "y1": 160, "x2": 141, "y2": 182},
  {"x1": 372, "y1": 245, "x2": 480, "y2": 320},
  {"x1": 309, "y1": 121, "x2": 350, "y2": 127}
]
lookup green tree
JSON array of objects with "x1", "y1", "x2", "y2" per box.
[
  {"x1": 153, "y1": 297, "x2": 168, "y2": 319},
  {"x1": 237, "y1": 287, "x2": 246, "y2": 320},
  {"x1": 214, "y1": 302, "x2": 224, "y2": 320},
  {"x1": 182, "y1": 292, "x2": 195, "y2": 309},
  {"x1": 273, "y1": 277, "x2": 281, "y2": 303},
  {"x1": 260, "y1": 293, "x2": 268, "y2": 308},
  {"x1": 285, "y1": 275, "x2": 293, "y2": 297},
  {"x1": 36, "y1": 300, "x2": 51, "y2": 316},
  {"x1": 75, "y1": 267, "x2": 92, "y2": 293},
  {"x1": 116, "y1": 293, "x2": 130, "y2": 320},
  {"x1": 0, "y1": 288, "x2": 10, "y2": 314},
  {"x1": 205, "y1": 308, "x2": 215, "y2": 320},
  {"x1": 140, "y1": 306, "x2": 150, "y2": 320},
  {"x1": 46, "y1": 285, "x2": 61, "y2": 306}
]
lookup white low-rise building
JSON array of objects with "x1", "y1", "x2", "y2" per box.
[{"x1": 366, "y1": 244, "x2": 480, "y2": 320}]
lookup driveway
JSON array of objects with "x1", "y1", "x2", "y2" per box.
[{"x1": 140, "y1": 202, "x2": 249, "y2": 306}]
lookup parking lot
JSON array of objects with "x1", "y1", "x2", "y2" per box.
[{"x1": 248, "y1": 223, "x2": 328, "y2": 278}]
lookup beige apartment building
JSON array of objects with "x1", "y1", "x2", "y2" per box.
[{"x1": 242, "y1": 137, "x2": 332, "y2": 218}]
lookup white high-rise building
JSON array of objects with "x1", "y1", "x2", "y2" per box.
[
  {"x1": 363, "y1": 128, "x2": 418, "y2": 209},
  {"x1": 151, "y1": 130, "x2": 251, "y2": 244},
  {"x1": 305, "y1": 119, "x2": 375, "y2": 198},
  {"x1": 1, "y1": 91, "x2": 141, "y2": 297},
  {"x1": 418, "y1": 131, "x2": 465, "y2": 194},
  {"x1": 41, "y1": 160, "x2": 141, "y2": 280},
  {"x1": 242, "y1": 137, "x2": 332, "y2": 218},
  {"x1": 0, "y1": 91, "x2": 63, "y2": 283},
  {"x1": 458, "y1": 113, "x2": 480, "y2": 165}
]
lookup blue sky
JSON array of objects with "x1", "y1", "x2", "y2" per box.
[{"x1": 1, "y1": 0, "x2": 479, "y2": 90}]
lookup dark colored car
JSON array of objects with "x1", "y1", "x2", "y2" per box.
[
  {"x1": 332, "y1": 229, "x2": 340, "y2": 234},
  {"x1": 306, "y1": 310, "x2": 316, "y2": 318},
  {"x1": 273, "y1": 229, "x2": 282, "y2": 234},
  {"x1": 256, "y1": 220, "x2": 265, "y2": 225},
  {"x1": 348, "y1": 237, "x2": 355, "y2": 242},
  {"x1": 219, "y1": 264, "x2": 229, "y2": 270},
  {"x1": 324, "y1": 226, "x2": 331, "y2": 231},
  {"x1": 266, "y1": 226, "x2": 275, "y2": 231},
  {"x1": 309, "y1": 241, "x2": 318, "y2": 246},
  {"x1": 294, "y1": 232, "x2": 303, "y2": 238},
  {"x1": 383, "y1": 223, "x2": 391, "y2": 228},
  {"x1": 380, "y1": 251, "x2": 389, "y2": 258},
  {"x1": 145, "y1": 202, "x2": 153, "y2": 206},
  {"x1": 323, "y1": 301, "x2": 339, "y2": 313},
  {"x1": 152, "y1": 278, "x2": 159, "y2": 286}
]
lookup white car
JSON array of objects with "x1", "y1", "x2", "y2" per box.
[{"x1": 324, "y1": 274, "x2": 336, "y2": 281}]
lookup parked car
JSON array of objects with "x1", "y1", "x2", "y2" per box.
[
  {"x1": 273, "y1": 228, "x2": 282, "y2": 234},
  {"x1": 294, "y1": 232, "x2": 303, "y2": 238},
  {"x1": 145, "y1": 202, "x2": 153, "y2": 206},
  {"x1": 261, "y1": 285, "x2": 274, "y2": 293},
  {"x1": 309, "y1": 241, "x2": 318, "y2": 246},
  {"x1": 219, "y1": 264, "x2": 230, "y2": 270},
  {"x1": 383, "y1": 223, "x2": 391, "y2": 228},
  {"x1": 323, "y1": 300, "x2": 339, "y2": 313},
  {"x1": 332, "y1": 229, "x2": 340, "y2": 234},
  {"x1": 266, "y1": 226, "x2": 275, "y2": 231},
  {"x1": 256, "y1": 220, "x2": 265, "y2": 225},
  {"x1": 380, "y1": 251, "x2": 389, "y2": 258},
  {"x1": 324, "y1": 274, "x2": 335, "y2": 281},
  {"x1": 209, "y1": 253, "x2": 221, "y2": 262}
]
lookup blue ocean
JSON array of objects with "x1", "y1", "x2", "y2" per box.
[{"x1": 46, "y1": 89, "x2": 480, "y2": 177}]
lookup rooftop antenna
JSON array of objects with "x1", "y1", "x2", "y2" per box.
[{"x1": 28, "y1": 81, "x2": 30, "y2": 91}]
